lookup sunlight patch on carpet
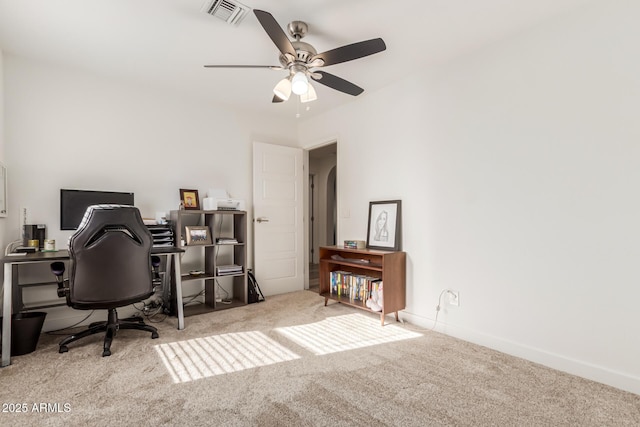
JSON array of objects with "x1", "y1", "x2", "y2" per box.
[
  {"x1": 275, "y1": 313, "x2": 422, "y2": 355},
  {"x1": 154, "y1": 331, "x2": 301, "y2": 383}
]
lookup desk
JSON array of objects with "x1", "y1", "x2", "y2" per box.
[{"x1": 1, "y1": 247, "x2": 185, "y2": 367}]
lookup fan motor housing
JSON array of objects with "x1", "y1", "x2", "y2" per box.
[{"x1": 279, "y1": 40, "x2": 317, "y2": 67}]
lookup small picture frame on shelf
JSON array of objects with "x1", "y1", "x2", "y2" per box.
[
  {"x1": 366, "y1": 200, "x2": 402, "y2": 251},
  {"x1": 179, "y1": 189, "x2": 200, "y2": 210},
  {"x1": 184, "y1": 226, "x2": 212, "y2": 245}
]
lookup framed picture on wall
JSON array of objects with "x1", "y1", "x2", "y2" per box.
[
  {"x1": 179, "y1": 189, "x2": 200, "y2": 210},
  {"x1": 366, "y1": 200, "x2": 402, "y2": 251}
]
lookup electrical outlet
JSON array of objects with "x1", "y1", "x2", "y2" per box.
[{"x1": 448, "y1": 290, "x2": 460, "y2": 307}]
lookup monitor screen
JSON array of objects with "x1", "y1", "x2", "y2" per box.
[{"x1": 60, "y1": 189, "x2": 135, "y2": 230}]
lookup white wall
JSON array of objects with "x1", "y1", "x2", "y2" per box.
[
  {"x1": 298, "y1": 0, "x2": 640, "y2": 394},
  {"x1": 3, "y1": 55, "x2": 295, "y2": 329}
]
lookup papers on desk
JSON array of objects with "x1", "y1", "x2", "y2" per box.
[
  {"x1": 148, "y1": 225, "x2": 175, "y2": 248},
  {"x1": 152, "y1": 242, "x2": 174, "y2": 247},
  {"x1": 151, "y1": 231, "x2": 173, "y2": 240}
]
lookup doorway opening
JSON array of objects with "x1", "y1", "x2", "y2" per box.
[{"x1": 308, "y1": 142, "x2": 337, "y2": 291}]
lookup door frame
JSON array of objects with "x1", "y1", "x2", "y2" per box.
[{"x1": 304, "y1": 139, "x2": 338, "y2": 288}]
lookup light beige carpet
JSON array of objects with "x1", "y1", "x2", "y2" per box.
[{"x1": 0, "y1": 290, "x2": 638, "y2": 426}]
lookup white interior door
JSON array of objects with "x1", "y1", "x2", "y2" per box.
[{"x1": 253, "y1": 142, "x2": 304, "y2": 296}]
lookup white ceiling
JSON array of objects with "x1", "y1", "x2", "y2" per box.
[{"x1": 0, "y1": 0, "x2": 594, "y2": 120}]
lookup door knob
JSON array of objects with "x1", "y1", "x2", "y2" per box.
[{"x1": 256, "y1": 217, "x2": 269, "y2": 223}]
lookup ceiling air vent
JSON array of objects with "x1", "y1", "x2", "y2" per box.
[{"x1": 201, "y1": 0, "x2": 250, "y2": 26}]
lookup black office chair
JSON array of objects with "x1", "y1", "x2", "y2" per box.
[{"x1": 50, "y1": 204, "x2": 160, "y2": 357}]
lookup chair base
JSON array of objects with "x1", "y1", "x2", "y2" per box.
[{"x1": 59, "y1": 308, "x2": 158, "y2": 357}]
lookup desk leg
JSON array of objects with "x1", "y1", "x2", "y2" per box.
[
  {"x1": 2, "y1": 262, "x2": 13, "y2": 367},
  {"x1": 170, "y1": 254, "x2": 185, "y2": 330}
]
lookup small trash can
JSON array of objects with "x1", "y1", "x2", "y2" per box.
[{"x1": 0, "y1": 312, "x2": 47, "y2": 356}]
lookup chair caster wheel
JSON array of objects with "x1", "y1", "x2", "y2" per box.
[
  {"x1": 102, "y1": 349, "x2": 111, "y2": 357},
  {"x1": 151, "y1": 332, "x2": 159, "y2": 339},
  {"x1": 59, "y1": 346, "x2": 69, "y2": 353}
]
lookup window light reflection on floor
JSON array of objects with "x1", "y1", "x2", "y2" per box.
[
  {"x1": 275, "y1": 313, "x2": 422, "y2": 355},
  {"x1": 154, "y1": 330, "x2": 301, "y2": 383}
]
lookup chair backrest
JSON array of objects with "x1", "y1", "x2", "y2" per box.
[{"x1": 68, "y1": 204, "x2": 153, "y2": 309}]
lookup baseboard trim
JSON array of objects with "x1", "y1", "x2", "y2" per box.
[{"x1": 399, "y1": 311, "x2": 640, "y2": 396}]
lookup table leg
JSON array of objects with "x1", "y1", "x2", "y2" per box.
[
  {"x1": 2, "y1": 263, "x2": 13, "y2": 367},
  {"x1": 171, "y1": 254, "x2": 185, "y2": 330}
]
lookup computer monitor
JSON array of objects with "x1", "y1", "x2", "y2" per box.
[{"x1": 60, "y1": 189, "x2": 135, "y2": 230}]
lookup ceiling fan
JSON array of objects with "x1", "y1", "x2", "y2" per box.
[{"x1": 204, "y1": 9, "x2": 386, "y2": 104}]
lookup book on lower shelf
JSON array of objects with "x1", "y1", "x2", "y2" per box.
[
  {"x1": 216, "y1": 264, "x2": 244, "y2": 275},
  {"x1": 216, "y1": 237, "x2": 238, "y2": 244},
  {"x1": 329, "y1": 270, "x2": 381, "y2": 305}
]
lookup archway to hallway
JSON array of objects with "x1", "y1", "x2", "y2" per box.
[{"x1": 307, "y1": 142, "x2": 337, "y2": 290}]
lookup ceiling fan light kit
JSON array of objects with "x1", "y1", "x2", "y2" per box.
[
  {"x1": 300, "y1": 84, "x2": 317, "y2": 103},
  {"x1": 291, "y1": 71, "x2": 309, "y2": 95},
  {"x1": 204, "y1": 9, "x2": 386, "y2": 105},
  {"x1": 273, "y1": 77, "x2": 292, "y2": 101}
]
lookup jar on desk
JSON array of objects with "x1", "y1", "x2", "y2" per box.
[{"x1": 44, "y1": 239, "x2": 56, "y2": 251}]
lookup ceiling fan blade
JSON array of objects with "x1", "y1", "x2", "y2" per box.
[
  {"x1": 204, "y1": 65, "x2": 283, "y2": 70},
  {"x1": 311, "y1": 38, "x2": 386, "y2": 67},
  {"x1": 253, "y1": 10, "x2": 297, "y2": 58},
  {"x1": 311, "y1": 71, "x2": 364, "y2": 96},
  {"x1": 272, "y1": 95, "x2": 284, "y2": 103}
]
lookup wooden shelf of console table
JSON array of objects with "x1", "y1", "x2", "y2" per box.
[{"x1": 319, "y1": 246, "x2": 406, "y2": 326}]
